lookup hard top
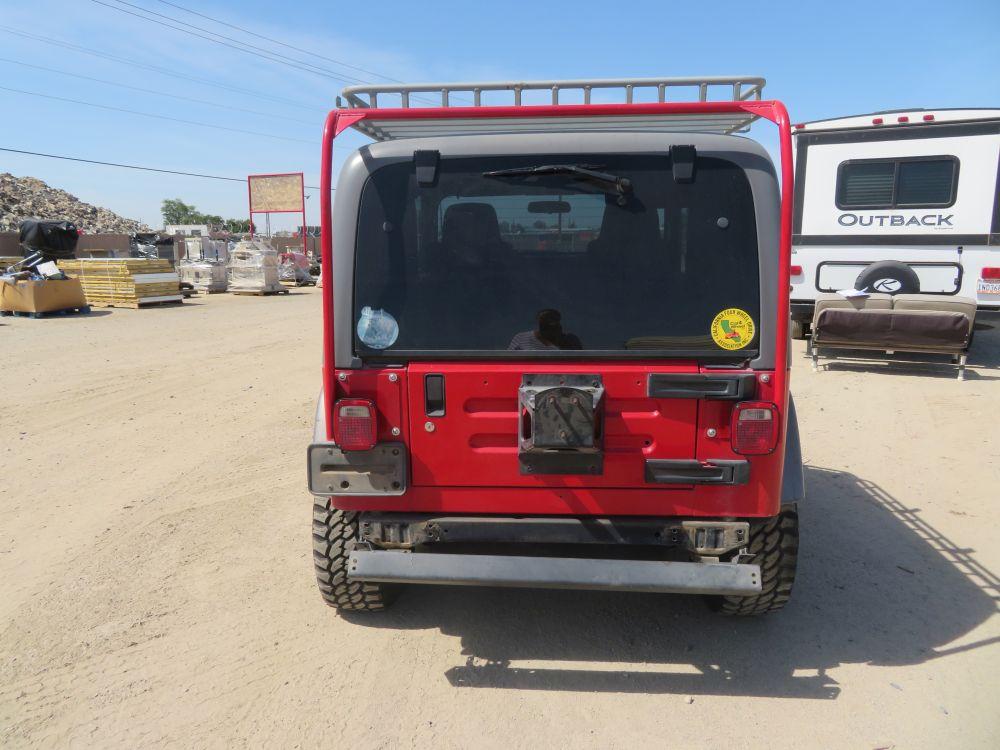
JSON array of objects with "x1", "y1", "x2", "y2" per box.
[{"x1": 338, "y1": 76, "x2": 768, "y2": 140}]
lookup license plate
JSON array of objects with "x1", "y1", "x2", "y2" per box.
[{"x1": 978, "y1": 279, "x2": 1000, "y2": 294}]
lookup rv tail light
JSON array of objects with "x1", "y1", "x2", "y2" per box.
[
  {"x1": 923, "y1": 114, "x2": 935, "y2": 122},
  {"x1": 334, "y1": 399, "x2": 377, "y2": 451},
  {"x1": 982, "y1": 267, "x2": 1000, "y2": 280},
  {"x1": 793, "y1": 123, "x2": 805, "y2": 129},
  {"x1": 790, "y1": 265, "x2": 803, "y2": 276},
  {"x1": 731, "y1": 401, "x2": 780, "y2": 455},
  {"x1": 897, "y1": 116, "x2": 910, "y2": 123},
  {"x1": 872, "y1": 117, "x2": 884, "y2": 125}
]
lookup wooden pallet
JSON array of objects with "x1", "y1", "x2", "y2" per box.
[
  {"x1": 89, "y1": 296, "x2": 184, "y2": 309},
  {"x1": 231, "y1": 287, "x2": 290, "y2": 296},
  {"x1": 1, "y1": 305, "x2": 92, "y2": 319}
]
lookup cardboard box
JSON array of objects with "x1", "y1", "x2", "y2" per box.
[{"x1": 0, "y1": 278, "x2": 89, "y2": 314}]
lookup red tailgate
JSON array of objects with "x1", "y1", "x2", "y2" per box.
[{"x1": 406, "y1": 362, "x2": 699, "y2": 489}]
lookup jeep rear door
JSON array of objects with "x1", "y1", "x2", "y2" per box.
[{"x1": 353, "y1": 150, "x2": 762, "y2": 489}]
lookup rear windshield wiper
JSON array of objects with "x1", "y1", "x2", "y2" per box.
[{"x1": 483, "y1": 164, "x2": 632, "y2": 204}]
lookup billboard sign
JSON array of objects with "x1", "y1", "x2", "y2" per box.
[{"x1": 247, "y1": 172, "x2": 306, "y2": 238}]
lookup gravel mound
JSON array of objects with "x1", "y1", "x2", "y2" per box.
[{"x1": 0, "y1": 173, "x2": 150, "y2": 234}]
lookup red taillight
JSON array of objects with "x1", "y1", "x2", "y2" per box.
[
  {"x1": 923, "y1": 114, "x2": 935, "y2": 122},
  {"x1": 790, "y1": 265, "x2": 803, "y2": 276},
  {"x1": 872, "y1": 117, "x2": 884, "y2": 125},
  {"x1": 334, "y1": 398, "x2": 377, "y2": 451},
  {"x1": 897, "y1": 116, "x2": 910, "y2": 123},
  {"x1": 731, "y1": 401, "x2": 780, "y2": 455},
  {"x1": 982, "y1": 267, "x2": 1000, "y2": 280}
]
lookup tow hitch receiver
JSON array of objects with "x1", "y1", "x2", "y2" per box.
[
  {"x1": 518, "y1": 374, "x2": 605, "y2": 475},
  {"x1": 349, "y1": 551, "x2": 761, "y2": 596}
]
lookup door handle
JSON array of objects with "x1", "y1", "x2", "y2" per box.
[{"x1": 424, "y1": 374, "x2": 446, "y2": 417}]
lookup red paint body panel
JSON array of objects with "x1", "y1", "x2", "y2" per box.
[
  {"x1": 406, "y1": 362, "x2": 698, "y2": 489},
  {"x1": 331, "y1": 479, "x2": 780, "y2": 518},
  {"x1": 318, "y1": 100, "x2": 794, "y2": 519},
  {"x1": 333, "y1": 370, "x2": 408, "y2": 443},
  {"x1": 330, "y1": 365, "x2": 782, "y2": 518}
]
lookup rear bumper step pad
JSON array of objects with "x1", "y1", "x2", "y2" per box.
[{"x1": 349, "y1": 551, "x2": 761, "y2": 595}]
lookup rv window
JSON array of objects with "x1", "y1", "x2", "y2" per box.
[
  {"x1": 836, "y1": 157, "x2": 958, "y2": 209},
  {"x1": 896, "y1": 160, "x2": 956, "y2": 206},
  {"x1": 838, "y1": 162, "x2": 894, "y2": 207}
]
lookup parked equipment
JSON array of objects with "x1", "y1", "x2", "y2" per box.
[
  {"x1": 308, "y1": 77, "x2": 803, "y2": 616},
  {"x1": 789, "y1": 109, "x2": 1000, "y2": 338}
]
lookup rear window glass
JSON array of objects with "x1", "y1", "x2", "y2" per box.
[
  {"x1": 353, "y1": 153, "x2": 760, "y2": 355},
  {"x1": 837, "y1": 157, "x2": 957, "y2": 209}
]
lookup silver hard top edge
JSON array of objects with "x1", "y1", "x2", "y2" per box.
[{"x1": 356, "y1": 131, "x2": 771, "y2": 159}]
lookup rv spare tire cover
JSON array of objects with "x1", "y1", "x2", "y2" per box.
[{"x1": 854, "y1": 261, "x2": 920, "y2": 295}]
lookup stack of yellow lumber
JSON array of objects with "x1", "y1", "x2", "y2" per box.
[{"x1": 58, "y1": 258, "x2": 183, "y2": 308}]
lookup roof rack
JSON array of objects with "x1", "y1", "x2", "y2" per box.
[{"x1": 338, "y1": 76, "x2": 766, "y2": 140}]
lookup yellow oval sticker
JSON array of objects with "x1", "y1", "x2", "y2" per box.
[{"x1": 711, "y1": 308, "x2": 755, "y2": 350}]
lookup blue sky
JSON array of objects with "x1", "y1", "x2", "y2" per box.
[{"x1": 1, "y1": 0, "x2": 998, "y2": 230}]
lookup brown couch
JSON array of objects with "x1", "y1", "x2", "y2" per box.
[{"x1": 808, "y1": 293, "x2": 976, "y2": 380}]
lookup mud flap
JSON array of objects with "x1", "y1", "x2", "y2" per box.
[{"x1": 781, "y1": 393, "x2": 804, "y2": 503}]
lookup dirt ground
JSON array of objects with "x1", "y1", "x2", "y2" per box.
[{"x1": 1, "y1": 287, "x2": 998, "y2": 749}]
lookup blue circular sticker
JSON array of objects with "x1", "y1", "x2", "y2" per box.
[{"x1": 356, "y1": 307, "x2": 399, "y2": 349}]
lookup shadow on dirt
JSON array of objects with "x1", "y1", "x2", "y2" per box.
[{"x1": 342, "y1": 465, "x2": 999, "y2": 699}]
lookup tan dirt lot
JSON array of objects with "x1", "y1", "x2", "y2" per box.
[{"x1": 1, "y1": 287, "x2": 998, "y2": 749}]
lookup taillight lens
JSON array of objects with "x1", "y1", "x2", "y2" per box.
[
  {"x1": 982, "y1": 267, "x2": 1000, "y2": 280},
  {"x1": 334, "y1": 399, "x2": 377, "y2": 451},
  {"x1": 790, "y1": 265, "x2": 803, "y2": 276},
  {"x1": 731, "y1": 401, "x2": 780, "y2": 455}
]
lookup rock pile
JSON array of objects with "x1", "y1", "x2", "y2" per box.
[{"x1": 0, "y1": 173, "x2": 150, "y2": 234}]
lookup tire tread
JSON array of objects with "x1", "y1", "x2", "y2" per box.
[
  {"x1": 716, "y1": 504, "x2": 798, "y2": 616},
  {"x1": 312, "y1": 500, "x2": 393, "y2": 611}
]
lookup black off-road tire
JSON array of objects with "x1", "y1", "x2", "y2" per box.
[
  {"x1": 312, "y1": 500, "x2": 396, "y2": 611},
  {"x1": 713, "y1": 504, "x2": 799, "y2": 616}
]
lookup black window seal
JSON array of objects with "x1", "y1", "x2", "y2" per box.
[
  {"x1": 835, "y1": 155, "x2": 960, "y2": 211},
  {"x1": 355, "y1": 348, "x2": 758, "y2": 363},
  {"x1": 814, "y1": 260, "x2": 964, "y2": 296}
]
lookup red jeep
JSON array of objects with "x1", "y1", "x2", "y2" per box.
[{"x1": 309, "y1": 77, "x2": 803, "y2": 616}]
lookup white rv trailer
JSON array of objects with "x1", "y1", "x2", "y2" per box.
[{"x1": 789, "y1": 108, "x2": 1000, "y2": 337}]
